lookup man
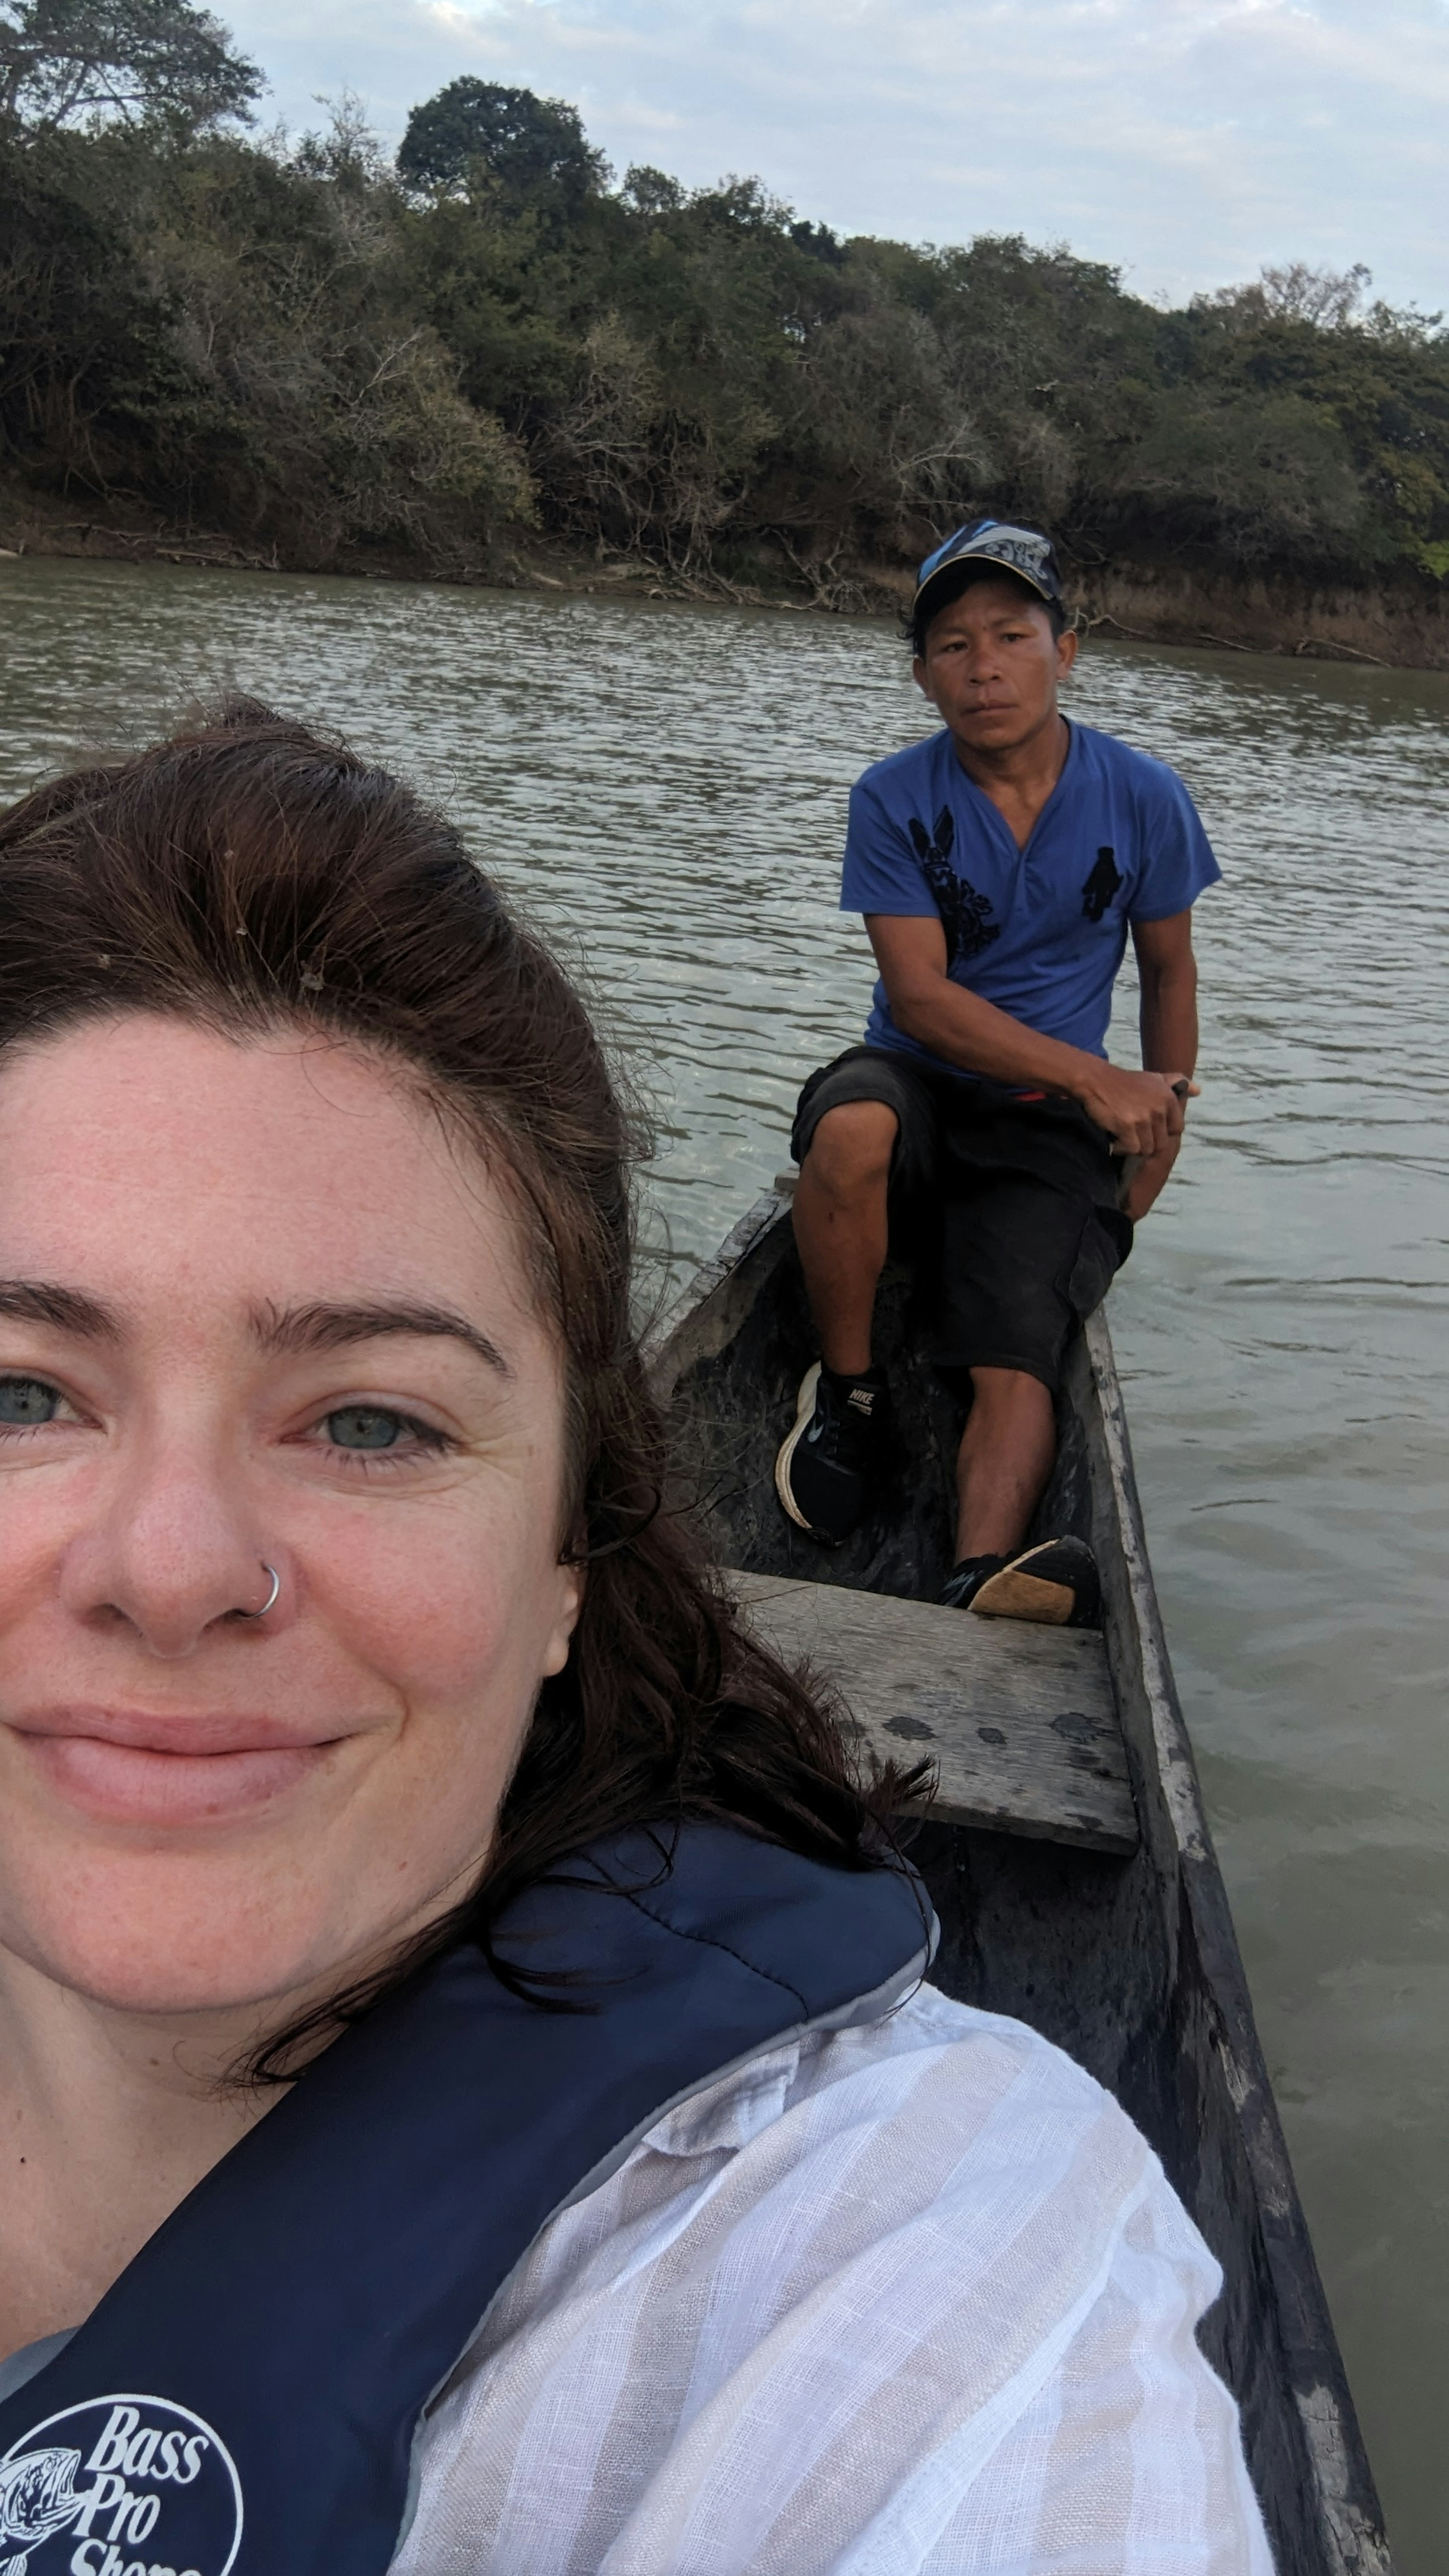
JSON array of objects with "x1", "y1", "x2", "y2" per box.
[{"x1": 775, "y1": 518, "x2": 1218, "y2": 1626}]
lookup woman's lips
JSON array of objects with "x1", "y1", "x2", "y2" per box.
[{"x1": 10, "y1": 1716, "x2": 339, "y2": 1824}]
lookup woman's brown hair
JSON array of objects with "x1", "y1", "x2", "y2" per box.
[{"x1": 0, "y1": 699, "x2": 916, "y2": 2060}]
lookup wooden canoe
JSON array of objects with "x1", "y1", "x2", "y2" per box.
[{"x1": 647, "y1": 1178, "x2": 1391, "y2": 2576}]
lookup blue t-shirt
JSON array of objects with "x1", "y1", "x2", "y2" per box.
[{"x1": 841, "y1": 721, "x2": 1220, "y2": 1069}]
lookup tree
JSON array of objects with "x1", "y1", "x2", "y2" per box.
[
  {"x1": 0, "y1": 0, "x2": 260, "y2": 135},
  {"x1": 620, "y1": 163, "x2": 683, "y2": 217},
  {"x1": 1198, "y1": 261, "x2": 1373, "y2": 333},
  {"x1": 397, "y1": 78, "x2": 605, "y2": 201},
  {"x1": 1110, "y1": 385, "x2": 1368, "y2": 565}
]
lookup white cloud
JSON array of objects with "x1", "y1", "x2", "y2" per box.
[{"x1": 223, "y1": 0, "x2": 1449, "y2": 309}]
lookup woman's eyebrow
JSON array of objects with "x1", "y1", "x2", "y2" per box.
[
  {"x1": 252, "y1": 1300, "x2": 512, "y2": 1377},
  {"x1": 0, "y1": 1279, "x2": 123, "y2": 1338}
]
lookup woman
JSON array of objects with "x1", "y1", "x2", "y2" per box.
[{"x1": 0, "y1": 703, "x2": 1270, "y2": 2575}]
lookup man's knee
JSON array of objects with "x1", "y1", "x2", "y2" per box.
[
  {"x1": 802, "y1": 1099, "x2": 899, "y2": 1198},
  {"x1": 966, "y1": 1364, "x2": 1057, "y2": 1417}
]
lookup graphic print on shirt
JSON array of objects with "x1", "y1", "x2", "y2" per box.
[
  {"x1": 907, "y1": 811, "x2": 1001, "y2": 967},
  {"x1": 1081, "y1": 846, "x2": 1124, "y2": 923},
  {"x1": 0, "y1": 2395, "x2": 243, "y2": 2575}
]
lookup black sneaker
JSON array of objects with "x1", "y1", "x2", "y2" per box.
[
  {"x1": 939, "y1": 1537, "x2": 1100, "y2": 1629},
  {"x1": 774, "y1": 1362, "x2": 889, "y2": 1545}
]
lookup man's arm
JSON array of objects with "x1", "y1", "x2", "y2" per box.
[
  {"x1": 1121, "y1": 909, "x2": 1199, "y2": 1219},
  {"x1": 865, "y1": 914, "x2": 1192, "y2": 1159}
]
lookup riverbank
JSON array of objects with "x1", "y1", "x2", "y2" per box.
[
  {"x1": 3, "y1": 481, "x2": 1445, "y2": 670},
  {"x1": 1075, "y1": 560, "x2": 1449, "y2": 670}
]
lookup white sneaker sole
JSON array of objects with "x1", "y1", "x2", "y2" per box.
[
  {"x1": 774, "y1": 1362, "x2": 823, "y2": 1532},
  {"x1": 969, "y1": 1541, "x2": 1083, "y2": 1627}
]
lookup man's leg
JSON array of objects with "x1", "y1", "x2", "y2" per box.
[
  {"x1": 954, "y1": 1366, "x2": 1057, "y2": 1563},
  {"x1": 933, "y1": 1159, "x2": 1111, "y2": 1626},
  {"x1": 776, "y1": 1097, "x2": 903, "y2": 1544},
  {"x1": 791, "y1": 1098, "x2": 897, "y2": 1371}
]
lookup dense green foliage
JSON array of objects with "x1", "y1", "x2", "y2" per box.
[
  {"x1": 2, "y1": 32, "x2": 1446, "y2": 590},
  {"x1": 396, "y1": 78, "x2": 605, "y2": 203}
]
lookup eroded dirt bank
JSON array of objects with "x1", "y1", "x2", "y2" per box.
[{"x1": 3, "y1": 486, "x2": 1445, "y2": 672}]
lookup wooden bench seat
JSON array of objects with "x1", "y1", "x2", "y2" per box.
[{"x1": 729, "y1": 1570, "x2": 1138, "y2": 1856}]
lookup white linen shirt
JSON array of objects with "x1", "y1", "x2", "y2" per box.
[{"x1": 393, "y1": 1984, "x2": 1274, "y2": 2573}]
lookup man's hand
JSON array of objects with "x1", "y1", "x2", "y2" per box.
[
  {"x1": 863, "y1": 912, "x2": 1201, "y2": 1175},
  {"x1": 1072, "y1": 1062, "x2": 1196, "y2": 1157}
]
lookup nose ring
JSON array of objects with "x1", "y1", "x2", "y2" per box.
[{"x1": 235, "y1": 1562, "x2": 281, "y2": 1621}]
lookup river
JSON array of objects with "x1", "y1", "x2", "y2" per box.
[{"x1": 3, "y1": 555, "x2": 1446, "y2": 2567}]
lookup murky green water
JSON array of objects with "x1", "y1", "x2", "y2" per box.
[{"x1": 4, "y1": 556, "x2": 1447, "y2": 2565}]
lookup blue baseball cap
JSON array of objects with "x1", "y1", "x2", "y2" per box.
[{"x1": 913, "y1": 518, "x2": 1064, "y2": 630}]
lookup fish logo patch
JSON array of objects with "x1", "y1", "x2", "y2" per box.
[{"x1": 0, "y1": 2396, "x2": 242, "y2": 2575}]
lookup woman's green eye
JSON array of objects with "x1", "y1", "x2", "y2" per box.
[
  {"x1": 0, "y1": 1376, "x2": 61, "y2": 1426},
  {"x1": 323, "y1": 1406, "x2": 408, "y2": 1452}
]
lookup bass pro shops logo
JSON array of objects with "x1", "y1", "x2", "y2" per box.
[{"x1": 0, "y1": 2397, "x2": 242, "y2": 2576}]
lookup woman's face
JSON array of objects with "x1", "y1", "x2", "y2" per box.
[{"x1": 0, "y1": 1017, "x2": 582, "y2": 2023}]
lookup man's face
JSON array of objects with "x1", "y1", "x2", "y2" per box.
[{"x1": 913, "y1": 576, "x2": 1077, "y2": 755}]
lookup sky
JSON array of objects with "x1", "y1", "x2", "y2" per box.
[{"x1": 219, "y1": 0, "x2": 1449, "y2": 313}]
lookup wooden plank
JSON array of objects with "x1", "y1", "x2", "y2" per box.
[{"x1": 729, "y1": 1569, "x2": 1138, "y2": 1856}]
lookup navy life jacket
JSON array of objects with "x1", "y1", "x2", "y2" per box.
[{"x1": 0, "y1": 1823, "x2": 931, "y2": 2576}]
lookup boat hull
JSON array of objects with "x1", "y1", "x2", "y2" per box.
[{"x1": 649, "y1": 1186, "x2": 1391, "y2": 2576}]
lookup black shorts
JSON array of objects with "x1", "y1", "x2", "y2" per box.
[{"x1": 791, "y1": 1046, "x2": 1133, "y2": 1393}]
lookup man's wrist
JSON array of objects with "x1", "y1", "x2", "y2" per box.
[{"x1": 1048, "y1": 1046, "x2": 1102, "y2": 1104}]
